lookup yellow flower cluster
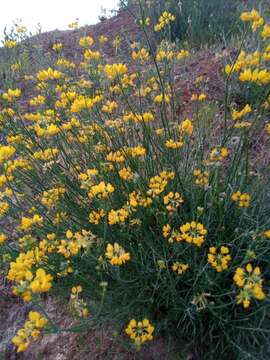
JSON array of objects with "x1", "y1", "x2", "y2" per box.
[
  {"x1": 240, "y1": 9, "x2": 264, "y2": 32},
  {"x1": 154, "y1": 11, "x2": 175, "y2": 32},
  {"x1": 30, "y1": 268, "x2": 53, "y2": 293},
  {"x1": 163, "y1": 221, "x2": 207, "y2": 247},
  {"x1": 69, "y1": 285, "x2": 89, "y2": 318},
  {"x1": 132, "y1": 48, "x2": 150, "y2": 63},
  {"x1": 239, "y1": 68, "x2": 270, "y2": 85},
  {"x1": 208, "y1": 246, "x2": 231, "y2": 272},
  {"x1": 19, "y1": 214, "x2": 43, "y2": 231},
  {"x1": 108, "y1": 207, "x2": 129, "y2": 225},
  {"x1": 52, "y1": 42, "x2": 62, "y2": 51},
  {"x1": 148, "y1": 171, "x2": 175, "y2": 196},
  {"x1": 4, "y1": 40, "x2": 17, "y2": 48},
  {"x1": 41, "y1": 187, "x2": 66, "y2": 209},
  {"x1": 193, "y1": 169, "x2": 209, "y2": 187},
  {"x1": 163, "y1": 192, "x2": 184, "y2": 213},
  {"x1": 191, "y1": 93, "x2": 207, "y2": 101},
  {"x1": 125, "y1": 318, "x2": 154, "y2": 346},
  {"x1": 0, "y1": 145, "x2": 16, "y2": 163},
  {"x1": 12, "y1": 311, "x2": 47, "y2": 352},
  {"x1": 233, "y1": 263, "x2": 265, "y2": 308},
  {"x1": 104, "y1": 63, "x2": 128, "y2": 80},
  {"x1": 29, "y1": 95, "x2": 45, "y2": 106},
  {"x1": 36, "y1": 67, "x2": 63, "y2": 81},
  {"x1": 105, "y1": 243, "x2": 131, "y2": 265},
  {"x1": 171, "y1": 262, "x2": 189, "y2": 275},
  {"x1": 2, "y1": 88, "x2": 21, "y2": 101},
  {"x1": 128, "y1": 191, "x2": 152, "y2": 209},
  {"x1": 165, "y1": 138, "x2": 184, "y2": 149},
  {"x1": 89, "y1": 209, "x2": 105, "y2": 225},
  {"x1": 179, "y1": 221, "x2": 207, "y2": 247},
  {"x1": 84, "y1": 49, "x2": 102, "y2": 61},
  {"x1": 231, "y1": 104, "x2": 252, "y2": 121},
  {"x1": 79, "y1": 36, "x2": 94, "y2": 47},
  {"x1": 209, "y1": 147, "x2": 229, "y2": 162},
  {"x1": 88, "y1": 181, "x2": 115, "y2": 199},
  {"x1": 8, "y1": 246, "x2": 53, "y2": 301},
  {"x1": 118, "y1": 166, "x2": 134, "y2": 180},
  {"x1": 231, "y1": 191, "x2": 251, "y2": 207}
]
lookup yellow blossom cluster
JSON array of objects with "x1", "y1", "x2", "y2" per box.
[
  {"x1": 208, "y1": 246, "x2": 231, "y2": 272},
  {"x1": 125, "y1": 319, "x2": 154, "y2": 346},
  {"x1": 233, "y1": 264, "x2": 265, "y2": 308},
  {"x1": 105, "y1": 243, "x2": 131, "y2": 265},
  {"x1": 171, "y1": 262, "x2": 189, "y2": 275},
  {"x1": 231, "y1": 191, "x2": 251, "y2": 207},
  {"x1": 154, "y1": 11, "x2": 175, "y2": 32},
  {"x1": 12, "y1": 311, "x2": 47, "y2": 352}
]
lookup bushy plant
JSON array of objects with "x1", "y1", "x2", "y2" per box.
[
  {"x1": 1, "y1": 4, "x2": 270, "y2": 359},
  {"x1": 120, "y1": 0, "x2": 244, "y2": 46}
]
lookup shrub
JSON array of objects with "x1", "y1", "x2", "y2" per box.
[
  {"x1": 120, "y1": 0, "x2": 245, "y2": 46},
  {"x1": 1, "y1": 4, "x2": 270, "y2": 360}
]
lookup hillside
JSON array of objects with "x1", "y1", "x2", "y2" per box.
[{"x1": 1, "y1": 2, "x2": 270, "y2": 360}]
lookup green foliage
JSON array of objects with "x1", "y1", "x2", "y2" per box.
[{"x1": 1, "y1": 2, "x2": 270, "y2": 360}]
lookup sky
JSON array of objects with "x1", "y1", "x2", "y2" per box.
[{"x1": 0, "y1": 0, "x2": 119, "y2": 40}]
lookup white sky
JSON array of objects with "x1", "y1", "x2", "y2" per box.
[{"x1": 0, "y1": 0, "x2": 119, "y2": 39}]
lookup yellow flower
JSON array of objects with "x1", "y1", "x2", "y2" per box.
[
  {"x1": 104, "y1": 63, "x2": 128, "y2": 80},
  {"x1": 79, "y1": 36, "x2": 94, "y2": 47},
  {"x1": 156, "y1": 50, "x2": 174, "y2": 62},
  {"x1": 179, "y1": 221, "x2": 207, "y2": 247},
  {"x1": 30, "y1": 268, "x2": 53, "y2": 293},
  {"x1": 193, "y1": 169, "x2": 209, "y2": 187},
  {"x1": 36, "y1": 67, "x2": 63, "y2": 81},
  {"x1": 41, "y1": 187, "x2": 66, "y2": 209},
  {"x1": 148, "y1": 171, "x2": 175, "y2": 196},
  {"x1": 118, "y1": 167, "x2": 134, "y2": 181},
  {"x1": 3, "y1": 40, "x2": 17, "y2": 48},
  {"x1": 154, "y1": 11, "x2": 175, "y2": 32},
  {"x1": 209, "y1": 146, "x2": 229, "y2": 162},
  {"x1": 125, "y1": 318, "x2": 154, "y2": 347},
  {"x1": 234, "y1": 264, "x2": 265, "y2": 308},
  {"x1": 231, "y1": 191, "x2": 251, "y2": 207},
  {"x1": 2, "y1": 88, "x2": 21, "y2": 101},
  {"x1": 0, "y1": 233, "x2": 7, "y2": 244},
  {"x1": 176, "y1": 49, "x2": 189, "y2": 60},
  {"x1": 261, "y1": 24, "x2": 270, "y2": 40},
  {"x1": 0, "y1": 145, "x2": 16, "y2": 163},
  {"x1": 240, "y1": 9, "x2": 261, "y2": 22},
  {"x1": 52, "y1": 43, "x2": 63, "y2": 51},
  {"x1": 208, "y1": 246, "x2": 231, "y2": 272},
  {"x1": 102, "y1": 100, "x2": 118, "y2": 113},
  {"x1": 179, "y1": 119, "x2": 193, "y2": 135},
  {"x1": 99, "y1": 35, "x2": 108, "y2": 44},
  {"x1": 171, "y1": 262, "x2": 189, "y2": 275},
  {"x1": 20, "y1": 214, "x2": 43, "y2": 231},
  {"x1": 108, "y1": 208, "x2": 129, "y2": 225},
  {"x1": 132, "y1": 48, "x2": 150, "y2": 63},
  {"x1": 105, "y1": 243, "x2": 130, "y2": 265},
  {"x1": 239, "y1": 68, "x2": 270, "y2": 85},
  {"x1": 84, "y1": 50, "x2": 102, "y2": 61},
  {"x1": 88, "y1": 182, "x2": 115, "y2": 199},
  {"x1": 165, "y1": 139, "x2": 184, "y2": 149},
  {"x1": 89, "y1": 209, "x2": 105, "y2": 224},
  {"x1": 12, "y1": 311, "x2": 47, "y2": 352},
  {"x1": 163, "y1": 192, "x2": 184, "y2": 213},
  {"x1": 231, "y1": 104, "x2": 252, "y2": 121}
]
